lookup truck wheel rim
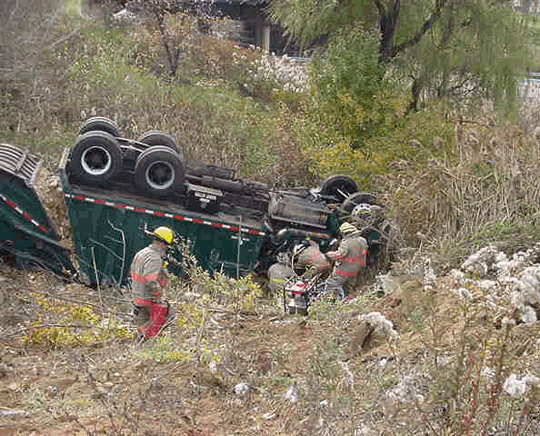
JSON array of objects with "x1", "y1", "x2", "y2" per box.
[
  {"x1": 145, "y1": 160, "x2": 175, "y2": 190},
  {"x1": 352, "y1": 203, "x2": 372, "y2": 216},
  {"x1": 81, "y1": 146, "x2": 112, "y2": 176}
]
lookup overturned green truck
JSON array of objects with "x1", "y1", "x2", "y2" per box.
[{"x1": 0, "y1": 117, "x2": 396, "y2": 287}]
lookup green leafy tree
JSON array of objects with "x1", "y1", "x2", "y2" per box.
[
  {"x1": 270, "y1": 0, "x2": 534, "y2": 113},
  {"x1": 306, "y1": 25, "x2": 397, "y2": 146}
]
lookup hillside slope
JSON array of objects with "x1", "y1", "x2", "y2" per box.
[{"x1": 2, "y1": 239, "x2": 540, "y2": 435}]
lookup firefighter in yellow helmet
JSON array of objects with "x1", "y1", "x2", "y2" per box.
[
  {"x1": 130, "y1": 226, "x2": 174, "y2": 339},
  {"x1": 324, "y1": 222, "x2": 368, "y2": 299}
]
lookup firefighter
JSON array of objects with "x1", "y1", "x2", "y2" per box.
[
  {"x1": 293, "y1": 239, "x2": 331, "y2": 279},
  {"x1": 267, "y1": 252, "x2": 294, "y2": 295},
  {"x1": 324, "y1": 222, "x2": 368, "y2": 299},
  {"x1": 130, "y1": 226, "x2": 174, "y2": 339}
]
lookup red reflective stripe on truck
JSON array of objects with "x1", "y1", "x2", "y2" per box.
[
  {"x1": 0, "y1": 194, "x2": 49, "y2": 233},
  {"x1": 65, "y1": 194, "x2": 265, "y2": 236}
]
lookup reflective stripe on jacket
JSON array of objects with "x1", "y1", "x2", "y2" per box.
[
  {"x1": 326, "y1": 231, "x2": 368, "y2": 278},
  {"x1": 296, "y1": 243, "x2": 331, "y2": 273},
  {"x1": 267, "y1": 262, "x2": 294, "y2": 294},
  {"x1": 130, "y1": 244, "x2": 167, "y2": 302}
]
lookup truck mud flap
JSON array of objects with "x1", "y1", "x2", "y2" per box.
[{"x1": 0, "y1": 144, "x2": 74, "y2": 276}]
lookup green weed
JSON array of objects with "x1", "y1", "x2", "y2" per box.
[{"x1": 136, "y1": 336, "x2": 190, "y2": 364}]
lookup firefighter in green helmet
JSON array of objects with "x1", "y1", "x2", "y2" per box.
[
  {"x1": 324, "y1": 222, "x2": 368, "y2": 299},
  {"x1": 130, "y1": 226, "x2": 174, "y2": 339},
  {"x1": 293, "y1": 238, "x2": 331, "y2": 280}
]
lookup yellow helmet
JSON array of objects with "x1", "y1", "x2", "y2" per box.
[
  {"x1": 339, "y1": 222, "x2": 358, "y2": 235},
  {"x1": 153, "y1": 226, "x2": 174, "y2": 245}
]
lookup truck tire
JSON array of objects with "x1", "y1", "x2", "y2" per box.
[
  {"x1": 138, "y1": 131, "x2": 181, "y2": 156},
  {"x1": 341, "y1": 192, "x2": 378, "y2": 214},
  {"x1": 134, "y1": 146, "x2": 185, "y2": 197},
  {"x1": 79, "y1": 117, "x2": 119, "y2": 137},
  {"x1": 319, "y1": 175, "x2": 358, "y2": 202},
  {"x1": 70, "y1": 131, "x2": 122, "y2": 184}
]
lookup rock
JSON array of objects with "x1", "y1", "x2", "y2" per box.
[
  {"x1": 0, "y1": 362, "x2": 10, "y2": 378},
  {"x1": 518, "y1": 266, "x2": 540, "y2": 306},
  {"x1": 7, "y1": 382, "x2": 21, "y2": 392},
  {"x1": 454, "y1": 288, "x2": 472, "y2": 300},
  {"x1": 449, "y1": 269, "x2": 465, "y2": 284},
  {"x1": 350, "y1": 319, "x2": 374, "y2": 354},
  {"x1": 376, "y1": 273, "x2": 401, "y2": 296},
  {"x1": 422, "y1": 258, "x2": 436, "y2": 291},
  {"x1": 359, "y1": 312, "x2": 399, "y2": 341},
  {"x1": 477, "y1": 279, "x2": 497, "y2": 291},
  {"x1": 234, "y1": 382, "x2": 250, "y2": 395},
  {"x1": 503, "y1": 374, "x2": 540, "y2": 397},
  {"x1": 386, "y1": 371, "x2": 427, "y2": 404},
  {"x1": 461, "y1": 246, "x2": 499, "y2": 276},
  {"x1": 533, "y1": 125, "x2": 540, "y2": 141},
  {"x1": 522, "y1": 306, "x2": 537, "y2": 324},
  {"x1": 112, "y1": 8, "x2": 137, "y2": 22},
  {"x1": 284, "y1": 385, "x2": 298, "y2": 403},
  {"x1": 0, "y1": 409, "x2": 28, "y2": 418}
]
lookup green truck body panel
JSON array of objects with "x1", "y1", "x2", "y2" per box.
[
  {"x1": 0, "y1": 144, "x2": 73, "y2": 275},
  {"x1": 58, "y1": 149, "x2": 265, "y2": 286}
]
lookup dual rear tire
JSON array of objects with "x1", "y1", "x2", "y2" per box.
[
  {"x1": 69, "y1": 118, "x2": 184, "y2": 197},
  {"x1": 134, "y1": 146, "x2": 184, "y2": 197},
  {"x1": 69, "y1": 131, "x2": 122, "y2": 184}
]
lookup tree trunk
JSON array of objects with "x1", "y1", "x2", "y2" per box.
[
  {"x1": 376, "y1": 0, "x2": 400, "y2": 64},
  {"x1": 407, "y1": 76, "x2": 422, "y2": 113}
]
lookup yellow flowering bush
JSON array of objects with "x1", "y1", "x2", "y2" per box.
[{"x1": 23, "y1": 292, "x2": 132, "y2": 348}]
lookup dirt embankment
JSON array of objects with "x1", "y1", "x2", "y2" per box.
[{"x1": 2, "y1": 244, "x2": 540, "y2": 436}]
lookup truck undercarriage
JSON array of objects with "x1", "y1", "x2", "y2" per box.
[{"x1": 0, "y1": 117, "x2": 399, "y2": 287}]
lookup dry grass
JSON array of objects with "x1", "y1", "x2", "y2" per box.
[{"x1": 375, "y1": 120, "x2": 540, "y2": 271}]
